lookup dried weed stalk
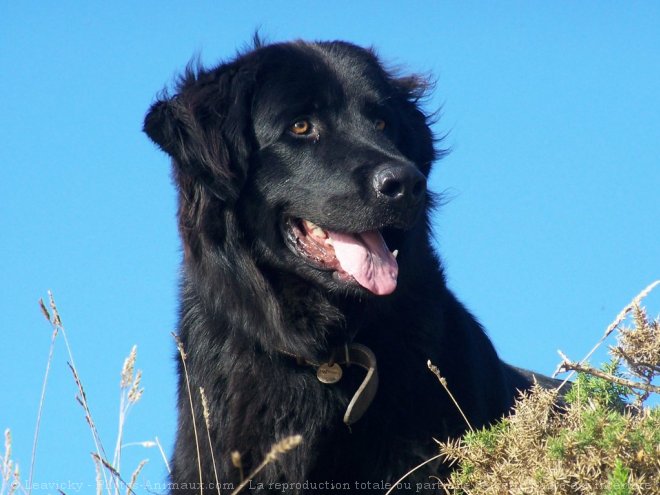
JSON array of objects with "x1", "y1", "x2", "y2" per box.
[
  {"x1": 29, "y1": 299, "x2": 59, "y2": 493},
  {"x1": 1, "y1": 429, "x2": 26, "y2": 495},
  {"x1": 39, "y1": 292, "x2": 115, "y2": 495},
  {"x1": 427, "y1": 360, "x2": 474, "y2": 433},
  {"x1": 26, "y1": 293, "x2": 153, "y2": 495},
  {"x1": 229, "y1": 435, "x2": 302, "y2": 495},
  {"x1": 200, "y1": 387, "x2": 222, "y2": 495},
  {"x1": 173, "y1": 333, "x2": 204, "y2": 493},
  {"x1": 113, "y1": 345, "x2": 144, "y2": 475},
  {"x1": 557, "y1": 280, "x2": 660, "y2": 409}
]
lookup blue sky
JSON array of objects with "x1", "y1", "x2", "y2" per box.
[{"x1": 1, "y1": 2, "x2": 659, "y2": 493}]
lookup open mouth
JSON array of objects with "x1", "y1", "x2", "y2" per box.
[{"x1": 284, "y1": 218, "x2": 399, "y2": 296}]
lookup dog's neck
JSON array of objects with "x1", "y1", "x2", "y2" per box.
[
  {"x1": 265, "y1": 270, "x2": 371, "y2": 355},
  {"x1": 186, "y1": 252, "x2": 373, "y2": 357}
]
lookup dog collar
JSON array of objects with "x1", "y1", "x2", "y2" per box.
[{"x1": 278, "y1": 343, "x2": 379, "y2": 426}]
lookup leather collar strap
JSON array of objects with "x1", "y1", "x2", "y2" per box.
[
  {"x1": 278, "y1": 343, "x2": 379, "y2": 425},
  {"x1": 342, "y1": 344, "x2": 379, "y2": 425}
]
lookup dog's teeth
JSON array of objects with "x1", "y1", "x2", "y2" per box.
[
  {"x1": 303, "y1": 219, "x2": 327, "y2": 239},
  {"x1": 392, "y1": 249, "x2": 399, "y2": 259},
  {"x1": 303, "y1": 219, "x2": 318, "y2": 231}
]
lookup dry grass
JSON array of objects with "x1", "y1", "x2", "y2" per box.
[
  {"x1": 435, "y1": 281, "x2": 660, "y2": 495},
  {"x1": 4, "y1": 282, "x2": 658, "y2": 494},
  {"x1": 439, "y1": 385, "x2": 660, "y2": 494},
  {"x1": 427, "y1": 360, "x2": 474, "y2": 433},
  {"x1": 172, "y1": 332, "x2": 205, "y2": 493},
  {"x1": 1, "y1": 429, "x2": 24, "y2": 495},
  {"x1": 200, "y1": 387, "x2": 222, "y2": 495},
  {"x1": 2, "y1": 293, "x2": 165, "y2": 495},
  {"x1": 229, "y1": 435, "x2": 303, "y2": 495}
]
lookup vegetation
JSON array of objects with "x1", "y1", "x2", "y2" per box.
[
  {"x1": 0, "y1": 293, "x2": 299, "y2": 495},
  {"x1": 436, "y1": 281, "x2": 660, "y2": 495},
  {"x1": 2, "y1": 282, "x2": 658, "y2": 494}
]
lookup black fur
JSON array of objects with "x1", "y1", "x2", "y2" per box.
[{"x1": 144, "y1": 40, "x2": 533, "y2": 494}]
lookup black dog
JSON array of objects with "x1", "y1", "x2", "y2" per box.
[{"x1": 144, "y1": 39, "x2": 538, "y2": 494}]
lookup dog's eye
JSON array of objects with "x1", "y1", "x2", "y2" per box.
[
  {"x1": 374, "y1": 119, "x2": 386, "y2": 131},
  {"x1": 289, "y1": 119, "x2": 312, "y2": 136}
]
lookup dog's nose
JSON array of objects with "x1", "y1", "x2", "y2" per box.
[{"x1": 373, "y1": 163, "x2": 426, "y2": 204}]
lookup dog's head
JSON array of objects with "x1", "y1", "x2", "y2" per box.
[{"x1": 145, "y1": 40, "x2": 438, "y2": 297}]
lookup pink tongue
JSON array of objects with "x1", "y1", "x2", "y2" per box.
[{"x1": 327, "y1": 230, "x2": 398, "y2": 295}]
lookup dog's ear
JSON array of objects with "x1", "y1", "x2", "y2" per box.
[
  {"x1": 143, "y1": 99, "x2": 178, "y2": 155},
  {"x1": 143, "y1": 66, "x2": 254, "y2": 203}
]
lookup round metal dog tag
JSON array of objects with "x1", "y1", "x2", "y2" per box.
[{"x1": 317, "y1": 363, "x2": 343, "y2": 384}]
